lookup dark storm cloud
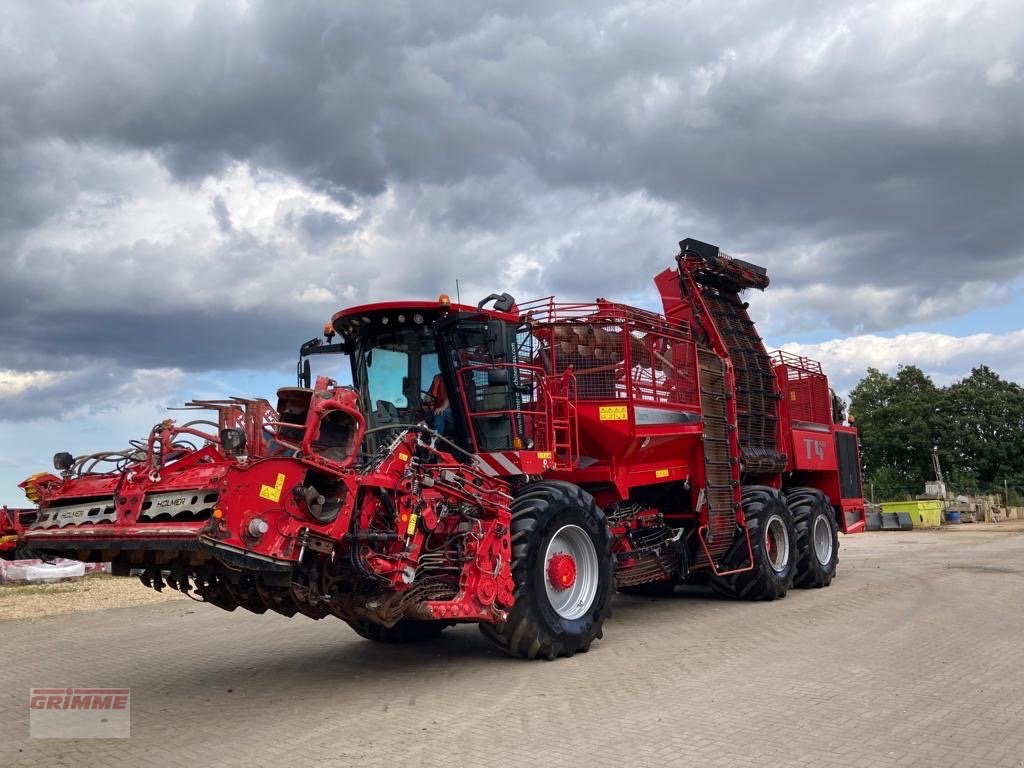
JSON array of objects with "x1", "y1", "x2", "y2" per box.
[
  {"x1": 2, "y1": 0, "x2": 1024, "y2": 417},
  {"x1": 1, "y1": 305, "x2": 307, "y2": 374}
]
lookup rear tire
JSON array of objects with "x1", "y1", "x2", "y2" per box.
[
  {"x1": 480, "y1": 481, "x2": 614, "y2": 659},
  {"x1": 787, "y1": 488, "x2": 839, "y2": 588},
  {"x1": 710, "y1": 486, "x2": 795, "y2": 601},
  {"x1": 346, "y1": 618, "x2": 448, "y2": 643}
]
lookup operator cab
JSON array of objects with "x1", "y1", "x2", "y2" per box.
[{"x1": 298, "y1": 296, "x2": 530, "y2": 457}]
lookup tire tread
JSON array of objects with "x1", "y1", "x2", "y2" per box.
[
  {"x1": 710, "y1": 485, "x2": 795, "y2": 601},
  {"x1": 787, "y1": 487, "x2": 840, "y2": 589},
  {"x1": 480, "y1": 481, "x2": 614, "y2": 659}
]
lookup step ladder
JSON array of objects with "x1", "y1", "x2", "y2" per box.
[{"x1": 547, "y1": 373, "x2": 578, "y2": 469}]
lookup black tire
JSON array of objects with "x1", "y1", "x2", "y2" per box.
[
  {"x1": 346, "y1": 618, "x2": 448, "y2": 643},
  {"x1": 710, "y1": 485, "x2": 795, "y2": 601},
  {"x1": 479, "y1": 481, "x2": 614, "y2": 659},
  {"x1": 787, "y1": 488, "x2": 839, "y2": 588}
]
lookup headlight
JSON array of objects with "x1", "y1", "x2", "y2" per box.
[{"x1": 53, "y1": 452, "x2": 74, "y2": 472}]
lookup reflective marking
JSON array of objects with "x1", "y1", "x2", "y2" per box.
[
  {"x1": 490, "y1": 452, "x2": 522, "y2": 475},
  {"x1": 655, "y1": 469, "x2": 670, "y2": 479},
  {"x1": 473, "y1": 456, "x2": 499, "y2": 476}
]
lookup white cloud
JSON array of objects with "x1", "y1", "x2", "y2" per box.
[
  {"x1": 751, "y1": 278, "x2": 1014, "y2": 337},
  {"x1": 778, "y1": 328, "x2": 1024, "y2": 395},
  {"x1": 116, "y1": 367, "x2": 186, "y2": 403},
  {"x1": 13, "y1": 152, "x2": 364, "y2": 316},
  {"x1": 0, "y1": 369, "x2": 58, "y2": 397},
  {"x1": 986, "y1": 59, "x2": 1017, "y2": 85}
]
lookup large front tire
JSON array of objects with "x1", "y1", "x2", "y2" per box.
[
  {"x1": 787, "y1": 488, "x2": 839, "y2": 588},
  {"x1": 710, "y1": 486, "x2": 796, "y2": 601},
  {"x1": 480, "y1": 481, "x2": 614, "y2": 659}
]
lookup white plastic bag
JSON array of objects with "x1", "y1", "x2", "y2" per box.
[{"x1": 0, "y1": 558, "x2": 86, "y2": 583}]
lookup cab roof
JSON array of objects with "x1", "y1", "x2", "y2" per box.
[{"x1": 330, "y1": 300, "x2": 519, "y2": 335}]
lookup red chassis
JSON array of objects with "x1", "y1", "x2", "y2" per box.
[{"x1": 3, "y1": 237, "x2": 866, "y2": 658}]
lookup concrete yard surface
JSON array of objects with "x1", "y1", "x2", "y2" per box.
[{"x1": 2, "y1": 523, "x2": 1023, "y2": 767}]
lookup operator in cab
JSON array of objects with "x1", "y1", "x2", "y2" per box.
[{"x1": 425, "y1": 372, "x2": 451, "y2": 436}]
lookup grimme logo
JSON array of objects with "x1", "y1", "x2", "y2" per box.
[{"x1": 29, "y1": 688, "x2": 131, "y2": 738}]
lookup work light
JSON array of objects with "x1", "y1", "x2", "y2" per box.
[{"x1": 219, "y1": 428, "x2": 246, "y2": 453}]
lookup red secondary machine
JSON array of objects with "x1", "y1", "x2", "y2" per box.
[{"x1": 2, "y1": 239, "x2": 864, "y2": 658}]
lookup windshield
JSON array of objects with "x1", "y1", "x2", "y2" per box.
[
  {"x1": 351, "y1": 325, "x2": 439, "y2": 433},
  {"x1": 300, "y1": 309, "x2": 531, "y2": 455}
]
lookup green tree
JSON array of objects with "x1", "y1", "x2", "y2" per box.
[
  {"x1": 941, "y1": 366, "x2": 1024, "y2": 486},
  {"x1": 850, "y1": 365, "x2": 941, "y2": 488},
  {"x1": 866, "y1": 465, "x2": 916, "y2": 502},
  {"x1": 947, "y1": 467, "x2": 980, "y2": 495}
]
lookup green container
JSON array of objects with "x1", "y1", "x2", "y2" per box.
[{"x1": 881, "y1": 500, "x2": 943, "y2": 528}]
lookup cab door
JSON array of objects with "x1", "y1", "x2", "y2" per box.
[{"x1": 434, "y1": 316, "x2": 520, "y2": 453}]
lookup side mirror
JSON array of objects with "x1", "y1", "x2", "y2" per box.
[
  {"x1": 477, "y1": 292, "x2": 516, "y2": 313},
  {"x1": 297, "y1": 359, "x2": 312, "y2": 388},
  {"x1": 486, "y1": 319, "x2": 508, "y2": 360}
]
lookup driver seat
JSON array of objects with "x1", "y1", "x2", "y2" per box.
[{"x1": 374, "y1": 400, "x2": 401, "y2": 425}]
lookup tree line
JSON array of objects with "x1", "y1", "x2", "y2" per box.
[{"x1": 849, "y1": 365, "x2": 1024, "y2": 504}]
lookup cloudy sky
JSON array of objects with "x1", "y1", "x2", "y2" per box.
[{"x1": 1, "y1": 0, "x2": 1023, "y2": 503}]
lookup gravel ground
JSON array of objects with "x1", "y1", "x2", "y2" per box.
[{"x1": 0, "y1": 573, "x2": 185, "y2": 621}]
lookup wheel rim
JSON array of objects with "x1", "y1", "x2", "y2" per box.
[
  {"x1": 544, "y1": 524, "x2": 599, "y2": 620},
  {"x1": 812, "y1": 514, "x2": 833, "y2": 566},
  {"x1": 764, "y1": 514, "x2": 790, "y2": 573}
]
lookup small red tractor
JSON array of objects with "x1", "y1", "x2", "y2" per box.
[{"x1": 2, "y1": 238, "x2": 864, "y2": 658}]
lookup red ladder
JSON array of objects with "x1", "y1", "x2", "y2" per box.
[{"x1": 546, "y1": 372, "x2": 578, "y2": 470}]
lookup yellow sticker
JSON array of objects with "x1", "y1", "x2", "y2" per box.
[
  {"x1": 655, "y1": 469, "x2": 670, "y2": 479},
  {"x1": 599, "y1": 405, "x2": 628, "y2": 421},
  {"x1": 398, "y1": 452, "x2": 409, "y2": 461},
  {"x1": 259, "y1": 472, "x2": 286, "y2": 503},
  {"x1": 406, "y1": 513, "x2": 418, "y2": 536},
  {"x1": 790, "y1": 391, "x2": 797, "y2": 401},
  {"x1": 536, "y1": 451, "x2": 552, "y2": 460}
]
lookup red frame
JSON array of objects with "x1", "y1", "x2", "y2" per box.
[{"x1": 2, "y1": 245, "x2": 867, "y2": 628}]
